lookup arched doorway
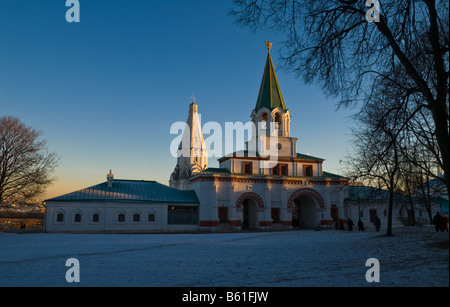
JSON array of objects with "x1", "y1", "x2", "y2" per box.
[
  {"x1": 236, "y1": 192, "x2": 265, "y2": 230},
  {"x1": 242, "y1": 198, "x2": 258, "y2": 230},
  {"x1": 288, "y1": 188, "x2": 325, "y2": 229},
  {"x1": 291, "y1": 196, "x2": 317, "y2": 228}
]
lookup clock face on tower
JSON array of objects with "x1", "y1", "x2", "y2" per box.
[{"x1": 277, "y1": 143, "x2": 282, "y2": 150}]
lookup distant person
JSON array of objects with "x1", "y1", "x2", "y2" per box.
[
  {"x1": 374, "y1": 216, "x2": 381, "y2": 232},
  {"x1": 334, "y1": 219, "x2": 339, "y2": 230},
  {"x1": 358, "y1": 219, "x2": 365, "y2": 231},
  {"x1": 348, "y1": 218, "x2": 354, "y2": 231},
  {"x1": 433, "y1": 212, "x2": 444, "y2": 232},
  {"x1": 339, "y1": 219, "x2": 344, "y2": 230},
  {"x1": 441, "y1": 214, "x2": 449, "y2": 232}
]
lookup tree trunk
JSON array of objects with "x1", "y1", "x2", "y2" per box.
[
  {"x1": 387, "y1": 189, "x2": 394, "y2": 236},
  {"x1": 408, "y1": 196, "x2": 416, "y2": 226},
  {"x1": 429, "y1": 97, "x2": 450, "y2": 194}
]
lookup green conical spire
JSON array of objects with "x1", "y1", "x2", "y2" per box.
[{"x1": 254, "y1": 43, "x2": 287, "y2": 112}]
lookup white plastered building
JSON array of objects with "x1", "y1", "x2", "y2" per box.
[{"x1": 170, "y1": 45, "x2": 349, "y2": 231}]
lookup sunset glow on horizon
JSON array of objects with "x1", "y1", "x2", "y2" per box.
[{"x1": 1, "y1": 1, "x2": 355, "y2": 201}]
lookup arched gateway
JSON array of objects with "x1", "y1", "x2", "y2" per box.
[
  {"x1": 287, "y1": 188, "x2": 325, "y2": 209},
  {"x1": 236, "y1": 192, "x2": 265, "y2": 209},
  {"x1": 288, "y1": 188, "x2": 325, "y2": 228},
  {"x1": 236, "y1": 192, "x2": 265, "y2": 230}
]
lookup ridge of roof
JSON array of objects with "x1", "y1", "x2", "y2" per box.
[{"x1": 46, "y1": 179, "x2": 199, "y2": 203}]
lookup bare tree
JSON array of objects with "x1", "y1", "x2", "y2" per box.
[
  {"x1": 232, "y1": 0, "x2": 449, "y2": 193},
  {"x1": 345, "y1": 92, "x2": 407, "y2": 236},
  {"x1": 0, "y1": 116, "x2": 59, "y2": 203},
  {"x1": 397, "y1": 115, "x2": 443, "y2": 223}
]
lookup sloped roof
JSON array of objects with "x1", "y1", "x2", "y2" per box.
[
  {"x1": 198, "y1": 168, "x2": 232, "y2": 174},
  {"x1": 296, "y1": 153, "x2": 325, "y2": 161},
  {"x1": 254, "y1": 51, "x2": 287, "y2": 112},
  {"x1": 346, "y1": 186, "x2": 409, "y2": 202},
  {"x1": 321, "y1": 171, "x2": 346, "y2": 179},
  {"x1": 218, "y1": 150, "x2": 324, "y2": 162},
  {"x1": 46, "y1": 179, "x2": 199, "y2": 203}
]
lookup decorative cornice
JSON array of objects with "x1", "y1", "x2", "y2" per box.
[
  {"x1": 218, "y1": 155, "x2": 323, "y2": 164},
  {"x1": 190, "y1": 175, "x2": 303, "y2": 185},
  {"x1": 190, "y1": 173, "x2": 347, "y2": 186}
]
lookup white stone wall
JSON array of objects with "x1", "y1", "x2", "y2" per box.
[
  {"x1": 44, "y1": 201, "x2": 198, "y2": 233},
  {"x1": 191, "y1": 175, "x2": 347, "y2": 230},
  {"x1": 345, "y1": 200, "x2": 440, "y2": 230}
]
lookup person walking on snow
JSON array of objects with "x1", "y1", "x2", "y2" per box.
[
  {"x1": 374, "y1": 216, "x2": 381, "y2": 232},
  {"x1": 358, "y1": 219, "x2": 365, "y2": 231},
  {"x1": 433, "y1": 212, "x2": 444, "y2": 232},
  {"x1": 348, "y1": 218, "x2": 354, "y2": 231}
]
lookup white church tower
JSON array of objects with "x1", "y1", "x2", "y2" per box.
[
  {"x1": 246, "y1": 41, "x2": 298, "y2": 165},
  {"x1": 169, "y1": 95, "x2": 208, "y2": 190}
]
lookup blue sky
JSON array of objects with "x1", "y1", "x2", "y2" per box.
[{"x1": 0, "y1": 0, "x2": 355, "y2": 200}]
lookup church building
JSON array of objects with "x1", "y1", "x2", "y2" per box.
[
  {"x1": 170, "y1": 42, "x2": 349, "y2": 231},
  {"x1": 44, "y1": 42, "x2": 349, "y2": 233}
]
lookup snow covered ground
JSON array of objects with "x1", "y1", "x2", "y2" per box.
[{"x1": 0, "y1": 226, "x2": 448, "y2": 287}]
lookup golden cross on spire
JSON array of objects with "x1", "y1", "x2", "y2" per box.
[
  {"x1": 190, "y1": 92, "x2": 197, "y2": 103},
  {"x1": 265, "y1": 40, "x2": 272, "y2": 52}
]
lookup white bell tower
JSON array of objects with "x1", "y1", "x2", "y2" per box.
[{"x1": 169, "y1": 94, "x2": 208, "y2": 190}]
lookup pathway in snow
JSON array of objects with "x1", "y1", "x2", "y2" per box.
[{"x1": 0, "y1": 226, "x2": 448, "y2": 287}]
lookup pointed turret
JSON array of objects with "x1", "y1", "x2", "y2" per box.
[
  {"x1": 254, "y1": 42, "x2": 287, "y2": 112},
  {"x1": 169, "y1": 94, "x2": 208, "y2": 190}
]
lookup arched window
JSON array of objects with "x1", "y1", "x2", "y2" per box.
[
  {"x1": 92, "y1": 213, "x2": 100, "y2": 222},
  {"x1": 275, "y1": 113, "x2": 282, "y2": 135},
  {"x1": 133, "y1": 213, "x2": 141, "y2": 222},
  {"x1": 117, "y1": 213, "x2": 126, "y2": 222},
  {"x1": 56, "y1": 213, "x2": 64, "y2": 223},
  {"x1": 260, "y1": 113, "x2": 268, "y2": 133},
  {"x1": 275, "y1": 113, "x2": 281, "y2": 127},
  {"x1": 74, "y1": 213, "x2": 82, "y2": 223},
  {"x1": 148, "y1": 213, "x2": 156, "y2": 222}
]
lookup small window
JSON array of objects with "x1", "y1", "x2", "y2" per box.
[
  {"x1": 280, "y1": 164, "x2": 288, "y2": 176},
  {"x1": 272, "y1": 165, "x2": 279, "y2": 175},
  {"x1": 272, "y1": 164, "x2": 288, "y2": 176},
  {"x1": 133, "y1": 214, "x2": 140, "y2": 222},
  {"x1": 74, "y1": 213, "x2": 82, "y2": 223},
  {"x1": 148, "y1": 213, "x2": 155, "y2": 222},
  {"x1": 383, "y1": 210, "x2": 387, "y2": 217},
  {"x1": 118, "y1": 213, "x2": 126, "y2": 222},
  {"x1": 243, "y1": 162, "x2": 253, "y2": 174},
  {"x1": 305, "y1": 165, "x2": 313, "y2": 177},
  {"x1": 92, "y1": 213, "x2": 100, "y2": 222},
  {"x1": 57, "y1": 213, "x2": 64, "y2": 222}
]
